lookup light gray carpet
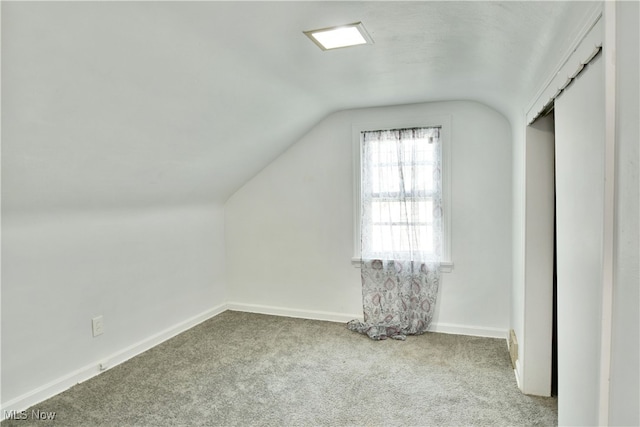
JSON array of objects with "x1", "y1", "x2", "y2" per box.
[{"x1": 2, "y1": 311, "x2": 557, "y2": 426}]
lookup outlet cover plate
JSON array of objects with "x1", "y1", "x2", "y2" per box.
[{"x1": 92, "y1": 316, "x2": 104, "y2": 337}]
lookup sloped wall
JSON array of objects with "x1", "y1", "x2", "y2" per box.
[
  {"x1": 225, "y1": 101, "x2": 512, "y2": 336},
  {"x1": 1, "y1": 1, "x2": 231, "y2": 411}
]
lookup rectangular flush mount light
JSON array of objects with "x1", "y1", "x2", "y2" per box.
[{"x1": 304, "y1": 22, "x2": 373, "y2": 51}]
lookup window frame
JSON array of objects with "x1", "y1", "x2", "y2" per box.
[{"x1": 352, "y1": 115, "x2": 453, "y2": 271}]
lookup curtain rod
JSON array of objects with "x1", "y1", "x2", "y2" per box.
[{"x1": 362, "y1": 126, "x2": 441, "y2": 134}]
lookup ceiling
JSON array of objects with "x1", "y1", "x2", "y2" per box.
[{"x1": 2, "y1": 1, "x2": 597, "y2": 213}]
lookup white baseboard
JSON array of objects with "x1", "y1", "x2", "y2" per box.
[
  {"x1": 227, "y1": 303, "x2": 507, "y2": 339},
  {"x1": 1, "y1": 302, "x2": 509, "y2": 420},
  {"x1": 514, "y1": 359, "x2": 523, "y2": 390},
  {"x1": 429, "y1": 322, "x2": 509, "y2": 339},
  {"x1": 226, "y1": 302, "x2": 362, "y2": 323},
  {"x1": 0, "y1": 304, "x2": 227, "y2": 420}
]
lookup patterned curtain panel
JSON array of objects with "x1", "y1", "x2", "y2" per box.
[{"x1": 348, "y1": 127, "x2": 442, "y2": 340}]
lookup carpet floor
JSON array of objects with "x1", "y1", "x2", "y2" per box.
[{"x1": 2, "y1": 311, "x2": 557, "y2": 426}]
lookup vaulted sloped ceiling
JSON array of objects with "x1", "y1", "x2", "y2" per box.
[{"x1": 2, "y1": 1, "x2": 597, "y2": 213}]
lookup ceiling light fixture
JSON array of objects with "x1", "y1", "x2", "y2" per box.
[{"x1": 304, "y1": 22, "x2": 373, "y2": 51}]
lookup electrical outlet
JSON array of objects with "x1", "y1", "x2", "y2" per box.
[{"x1": 92, "y1": 316, "x2": 104, "y2": 337}]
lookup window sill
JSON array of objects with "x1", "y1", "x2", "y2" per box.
[{"x1": 351, "y1": 258, "x2": 453, "y2": 273}]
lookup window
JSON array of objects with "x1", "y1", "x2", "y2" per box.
[{"x1": 352, "y1": 116, "x2": 452, "y2": 271}]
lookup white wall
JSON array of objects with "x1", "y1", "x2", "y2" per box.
[
  {"x1": 225, "y1": 101, "x2": 512, "y2": 336},
  {"x1": 1, "y1": 204, "x2": 227, "y2": 409},
  {"x1": 510, "y1": 114, "x2": 526, "y2": 387},
  {"x1": 510, "y1": 113, "x2": 556, "y2": 395},
  {"x1": 2, "y1": 3, "x2": 231, "y2": 413},
  {"x1": 608, "y1": 1, "x2": 639, "y2": 424},
  {"x1": 522, "y1": 114, "x2": 555, "y2": 396}
]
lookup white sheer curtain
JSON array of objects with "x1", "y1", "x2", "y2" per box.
[{"x1": 348, "y1": 127, "x2": 442, "y2": 340}]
